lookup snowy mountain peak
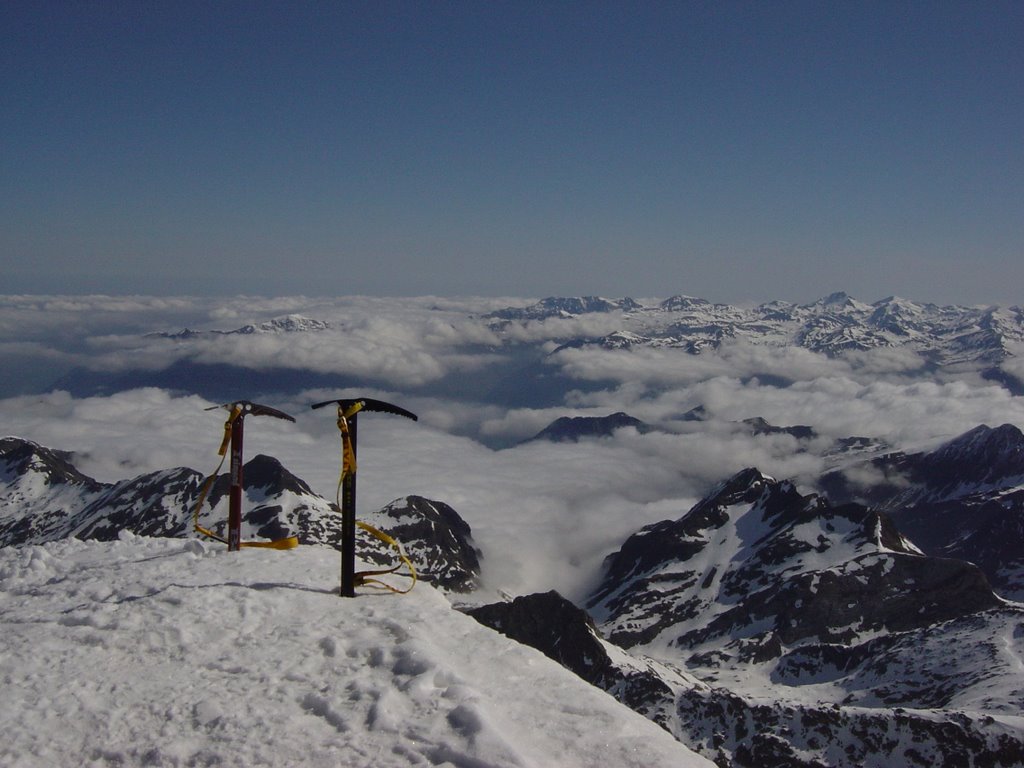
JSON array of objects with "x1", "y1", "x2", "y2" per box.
[
  {"x1": 931, "y1": 423, "x2": 1024, "y2": 465},
  {"x1": 234, "y1": 453, "x2": 317, "y2": 497},
  {"x1": 1, "y1": 437, "x2": 108, "y2": 547},
  {"x1": 229, "y1": 314, "x2": 330, "y2": 334},
  {"x1": 485, "y1": 296, "x2": 641, "y2": 321},
  {"x1": 818, "y1": 422, "x2": 1024, "y2": 601},
  {"x1": 361, "y1": 495, "x2": 482, "y2": 592},
  {"x1": 811, "y1": 291, "x2": 870, "y2": 312},
  {"x1": 527, "y1": 412, "x2": 650, "y2": 442},
  {"x1": 587, "y1": 467, "x2": 999, "y2": 660},
  {"x1": 0, "y1": 436, "x2": 98, "y2": 488},
  {"x1": 659, "y1": 295, "x2": 711, "y2": 312},
  {"x1": 694, "y1": 466, "x2": 775, "y2": 511}
]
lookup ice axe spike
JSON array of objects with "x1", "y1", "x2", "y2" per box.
[{"x1": 311, "y1": 397, "x2": 418, "y2": 596}]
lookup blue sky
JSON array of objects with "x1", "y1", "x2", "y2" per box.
[{"x1": 2, "y1": 1, "x2": 1022, "y2": 304}]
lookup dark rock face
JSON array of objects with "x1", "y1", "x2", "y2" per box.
[
  {"x1": 586, "y1": 468, "x2": 959, "y2": 653},
  {"x1": 572, "y1": 465, "x2": 1024, "y2": 766},
  {"x1": 690, "y1": 552, "x2": 1001, "y2": 650},
  {"x1": 674, "y1": 687, "x2": 1024, "y2": 768},
  {"x1": 466, "y1": 592, "x2": 1024, "y2": 768},
  {"x1": 741, "y1": 417, "x2": 816, "y2": 440},
  {"x1": 1, "y1": 437, "x2": 106, "y2": 546},
  {"x1": 74, "y1": 468, "x2": 204, "y2": 540},
  {"x1": 232, "y1": 453, "x2": 317, "y2": 497},
  {"x1": 361, "y1": 496, "x2": 481, "y2": 592},
  {"x1": 820, "y1": 423, "x2": 1024, "y2": 600},
  {"x1": 822, "y1": 423, "x2": 1024, "y2": 510},
  {"x1": 468, "y1": 591, "x2": 609, "y2": 674},
  {"x1": 527, "y1": 412, "x2": 651, "y2": 443},
  {"x1": 467, "y1": 591, "x2": 678, "y2": 728}
]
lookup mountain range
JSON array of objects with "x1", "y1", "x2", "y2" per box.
[
  {"x1": 50, "y1": 293, "x2": 1024, "y2": 407},
  {"x1": 4, "y1": 417, "x2": 1024, "y2": 767},
  {"x1": 145, "y1": 294, "x2": 1024, "y2": 373},
  {"x1": 819, "y1": 423, "x2": 1024, "y2": 601},
  {"x1": 485, "y1": 293, "x2": 1024, "y2": 381}
]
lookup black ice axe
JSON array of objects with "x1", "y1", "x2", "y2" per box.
[
  {"x1": 193, "y1": 400, "x2": 297, "y2": 551},
  {"x1": 311, "y1": 397, "x2": 418, "y2": 596}
]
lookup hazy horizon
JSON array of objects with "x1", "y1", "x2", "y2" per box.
[{"x1": 3, "y1": 3, "x2": 1021, "y2": 305}]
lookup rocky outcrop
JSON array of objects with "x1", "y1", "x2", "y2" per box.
[
  {"x1": 0, "y1": 441, "x2": 481, "y2": 593},
  {"x1": 467, "y1": 591, "x2": 684, "y2": 729},
  {"x1": 526, "y1": 412, "x2": 651, "y2": 443},
  {"x1": 820, "y1": 424, "x2": 1024, "y2": 599},
  {"x1": 360, "y1": 495, "x2": 482, "y2": 592}
]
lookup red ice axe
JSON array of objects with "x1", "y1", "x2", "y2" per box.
[{"x1": 193, "y1": 400, "x2": 298, "y2": 551}]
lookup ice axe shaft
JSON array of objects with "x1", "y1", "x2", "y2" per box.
[
  {"x1": 311, "y1": 397, "x2": 417, "y2": 596},
  {"x1": 228, "y1": 415, "x2": 244, "y2": 551},
  {"x1": 341, "y1": 413, "x2": 358, "y2": 596}
]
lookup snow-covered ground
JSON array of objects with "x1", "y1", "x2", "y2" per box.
[{"x1": 0, "y1": 534, "x2": 713, "y2": 768}]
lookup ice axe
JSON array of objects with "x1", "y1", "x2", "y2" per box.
[
  {"x1": 311, "y1": 397, "x2": 418, "y2": 596},
  {"x1": 194, "y1": 400, "x2": 297, "y2": 551}
]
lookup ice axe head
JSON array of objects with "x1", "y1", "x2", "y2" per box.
[
  {"x1": 205, "y1": 400, "x2": 296, "y2": 422},
  {"x1": 310, "y1": 397, "x2": 418, "y2": 422}
]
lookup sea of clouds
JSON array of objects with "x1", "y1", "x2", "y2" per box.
[{"x1": 2, "y1": 294, "x2": 1023, "y2": 600}]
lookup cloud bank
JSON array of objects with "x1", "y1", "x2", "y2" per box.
[{"x1": 2, "y1": 294, "x2": 1023, "y2": 598}]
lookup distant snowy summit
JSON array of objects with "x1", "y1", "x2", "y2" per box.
[
  {"x1": 227, "y1": 314, "x2": 331, "y2": 334},
  {"x1": 485, "y1": 293, "x2": 1024, "y2": 371},
  {"x1": 149, "y1": 313, "x2": 330, "y2": 339},
  {"x1": 485, "y1": 296, "x2": 644, "y2": 321},
  {"x1": 525, "y1": 412, "x2": 653, "y2": 443}
]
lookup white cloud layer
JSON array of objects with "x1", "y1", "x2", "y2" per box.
[{"x1": 2, "y1": 295, "x2": 1023, "y2": 599}]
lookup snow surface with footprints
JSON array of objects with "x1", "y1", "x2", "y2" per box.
[{"x1": 0, "y1": 534, "x2": 712, "y2": 767}]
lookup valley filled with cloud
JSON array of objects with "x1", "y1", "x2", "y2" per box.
[{"x1": 3, "y1": 293, "x2": 1023, "y2": 599}]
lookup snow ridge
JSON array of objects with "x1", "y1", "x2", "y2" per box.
[{"x1": 0, "y1": 537, "x2": 710, "y2": 767}]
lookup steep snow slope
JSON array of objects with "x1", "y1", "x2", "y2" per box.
[{"x1": 0, "y1": 536, "x2": 712, "y2": 768}]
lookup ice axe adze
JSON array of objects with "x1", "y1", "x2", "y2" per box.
[
  {"x1": 193, "y1": 400, "x2": 298, "y2": 551},
  {"x1": 311, "y1": 397, "x2": 418, "y2": 596}
]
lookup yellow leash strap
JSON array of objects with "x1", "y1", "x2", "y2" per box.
[
  {"x1": 338, "y1": 401, "x2": 362, "y2": 480},
  {"x1": 240, "y1": 538, "x2": 299, "y2": 550},
  {"x1": 192, "y1": 405, "x2": 299, "y2": 549},
  {"x1": 354, "y1": 521, "x2": 418, "y2": 594},
  {"x1": 333, "y1": 400, "x2": 362, "y2": 502}
]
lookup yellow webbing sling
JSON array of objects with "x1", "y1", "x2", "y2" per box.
[
  {"x1": 336, "y1": 402, "x2": 417, "y2": 593},
  {"x1": 192, "y1": 405, "x2": 298, "y2": 550}
]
